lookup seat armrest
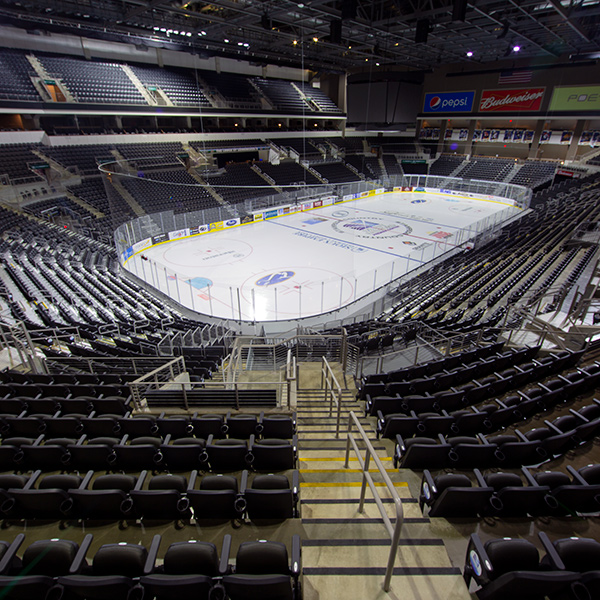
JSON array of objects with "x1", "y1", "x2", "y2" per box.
[
  {"x1": 543, "y1": 420, "x2": 563, "y2": 434},
  {"x1": 240, "y1": 470, "x2": 249, "y2": 493},
  {"x1": 538, "y1": 532, "x2": 566, "y2": 570},
  {"x1": 566, "y1": 465, "x2": 588, "y2": 485},
  {"x1": 23, "y1": 470, "x2": 41, "y2": 490},
  {"x1": 521, "y1": 466, "x2": 538, "y2": 487},
  {"x1": 144, "y1": 534, "x2": 162, "y2": 574},
  {"x1": 135, "y1": 471, "x2": 148, "y2": 491},
  {"x1": 219, "y1": 534, "x2": 232, "y2": 575},
  {"x1": 422, "y1": 469, "x2": 436, "y2": 495},
  {"x1": 33, "y1": 434, "x2": 44, "y2": 446},
  {"x1": 514, "y1": 430, "x2": 529, "y2": 442},
  {"x1": 473, "y1": 468, "x2": 487, "y2": 487},
  {"x1": 477, "y1": 433, "x2": 490, "y2": 445},
  {"x1": 79, "y1": 470, "x2": 94, "y2": 490},
  {"x1": 292, "y1": 470, "x2": 299, "y2": 496},
  {"x1": 69, "y1": 533, "x2": 93, "y2": 574},
  {"x1": 187, "y1": 470, "x2": 198, "y2": 491},
  {"x1": 291, "y1": 534, "x2": 301, "y2": 576},
  {"x1": 206, "y1": 434, "x2": 214, "y2": 445},
  {"x1": 0, "y1": 533, "x2": 24, "y2": 574},
  {"x1": 464, "y1": 533, "x2": 492, "y2": 587},
  {"x1": 569, "y1": 409, "x2": 589, "y2": 423},
  {"x1": 163, "y1": 433, "x2": 172, "y2": 444}
]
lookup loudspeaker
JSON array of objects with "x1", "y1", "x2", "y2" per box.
[
  {"x1": 261, "y1": 14, "x2": 272, "y2": 30},
  {"x1": 330, "y1": 19, "x2": 342, "y2": 44},
  {"x1": 341, "y1": 0, "x2": 357, "y2": 20},
  {"x1": 415, "y1": 19, "x2": 429, "y2": 44},
  {"x1": 452, "y1": 0, "x2": 467, "y2": 22}
]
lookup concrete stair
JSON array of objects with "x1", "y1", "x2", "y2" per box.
[
  {"x1": 121, "y1": 65, "x2": 157, "y2": 106},
  {"x1": 108, "y1": 178, "x2": 146, "y2": 217},
  {"x1": 64, "y1": 190, "x2": 104, "y2": 218},
  {"x1": 296, "y1": 365, "x2": 470, "y2": 600}
]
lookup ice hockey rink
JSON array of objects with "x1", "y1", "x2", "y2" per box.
[{"x1": 124, "y1": 190, "x2": 521, "y2": 322}]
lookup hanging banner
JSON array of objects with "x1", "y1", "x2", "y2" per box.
[
  {"x1": 423, "y1": 91, "x2": 475, "y2": 113},
  {"x1": 549, "y1": 86, "x2": 600, "y2": 112},
  {"x1": 479, "y1": 88, "x2": 545, "y2": 112}
]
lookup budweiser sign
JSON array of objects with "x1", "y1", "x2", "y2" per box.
[{"x1": 479, "y1": 88, "x2": 545, "y2": 112}]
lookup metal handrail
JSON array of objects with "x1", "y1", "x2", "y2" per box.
[
  {"x1": 344, "y1": 410, "x2": 404, "y2": 592},
  {"x1": 321, "y1": 356, "x2": 343, "y2": 438},
  {"x1": 344, "y1": 411, "x2": 404, "y2": 592},
  {"x1": 286, "y1": 349, "x2": 296, "y2": 408}
]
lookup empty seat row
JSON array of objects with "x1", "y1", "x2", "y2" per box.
[
  {"x1": 0, "y1": 532, "x2": 301, "y2": 600},
  {"x1": 0, "y1": 410, "x2": 295, "y2": 440},
  {"x1": 464, "y1": 532, "x2": 600, "y2": 600},
  {"x1": 378, "y1": 397, "x2": 600, "y2": 441},
  {"x1": 393, "y1": 405, "x2": 600, "y2": 469},
  {"x1": 0, "y1": 433, "x2": 297, "y2": 472},
  {"x1": 362, "y1": 347, "x2": 583, "y2": 406},
  {"x1": 0, "y1": 468, "x2": 299, "y2": 524},
  {"x1": 420, "y1": 464, "x2": 600, "y2": 518}
]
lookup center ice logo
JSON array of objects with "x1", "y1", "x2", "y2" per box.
[
  {"x1": 256, "y1": 271, "x2": 295, "y2": 286},
  {"x1": 332, "y1": 217, "x2": 412, "y2": 239}
]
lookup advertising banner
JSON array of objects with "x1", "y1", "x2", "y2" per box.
[
  {"x1": 423, "y1": 91, "x2": 475, "y2": 113},
  {"x1": 549, "y1": 86, "x2": 600, "y2": 112},
  {"x1": 479, "y1": 88, "x2": 545, "y2": 112},
  {"x1": 224, "y1": 218, "x2": 240, "y2": 228},
  {"x1": 168, "y1": 228, "x2": 189, "y2": 240},
  {"x1": 132, "y1": 238, "x2": 152, "y2": 253},
  {"x1": 151, "y1": 233, "x2": 168, "y2": 245}
]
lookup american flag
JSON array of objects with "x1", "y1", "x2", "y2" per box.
[{"x1": 498, "y1": 70, "x2": 533, "y2": 84}]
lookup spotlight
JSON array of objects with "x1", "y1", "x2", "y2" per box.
[
  {"x1": 513, "y1": 45, "x2": 520, "y2": 52},
  {"x1": 224, "y1": 38, "x2": 229, "y2": 43},
  {"x1": 466, "y1": 51, "x2": 473, "y2": 57}
]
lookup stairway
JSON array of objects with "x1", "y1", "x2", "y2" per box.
[
  {"x1": 64, "y1": 190, "x2": 104, "y2": 218},
  {"x1": 108, "y1": 178, "x2": 146, "y2": 217},
  {"x1": 296, "y1": 363, "x2": 470, "y2": 600},
  {"x1": 121, "y1": 65, "x2": 157, "y2": 106}
]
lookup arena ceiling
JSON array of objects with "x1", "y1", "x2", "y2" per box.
[{"x1": 1, "y1": 0, "x2": 600, "y2": 72}]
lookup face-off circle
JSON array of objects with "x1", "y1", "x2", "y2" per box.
[{"x1": 331, "y1": 217, "x2": 412, "y2": 239}]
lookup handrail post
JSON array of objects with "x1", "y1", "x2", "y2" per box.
[
  {"x1": 358, "y1": 448, "x2": 370, "y2": 513},
  {"x1": 335, "y1": 386, "x2": 342, "y2": 438},
  {"x1": 384, "y1": 507, "x2": 404, "y2": 592},
  {"x1": 344, "y1": 413, "x2": 353, "y2": 468}
]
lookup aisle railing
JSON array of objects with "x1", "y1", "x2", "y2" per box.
[{"x1": 344, "y1": 410, "x2": 404, "y2": 592}]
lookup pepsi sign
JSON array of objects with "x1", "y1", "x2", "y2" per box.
[{"x1": 423, "y1": 91, "x2": 474, "y2": 113}]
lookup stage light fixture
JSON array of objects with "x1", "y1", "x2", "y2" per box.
[{"x1": 466, "y1": 51, "x2": 473, "y2": 57}]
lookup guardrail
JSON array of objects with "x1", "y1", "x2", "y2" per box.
[
  {"x1": 344, "y1": 410, "x2": 404, "y2": 592},
  {"x1": 321, "y1": 356, "x2": 343, "y2": 438}
]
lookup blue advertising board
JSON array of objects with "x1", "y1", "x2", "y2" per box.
[{"x1": 423, "y1": 91, "x2": 475, "y2": 113}]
